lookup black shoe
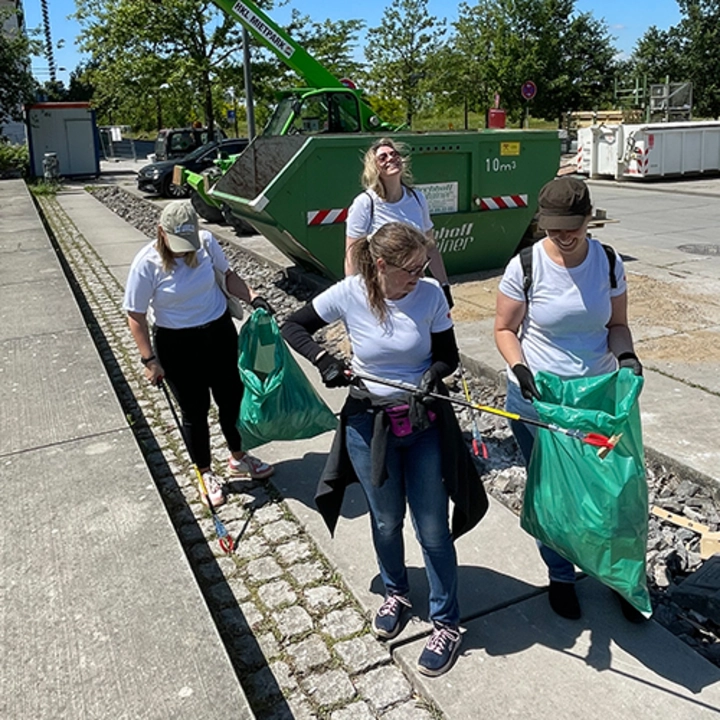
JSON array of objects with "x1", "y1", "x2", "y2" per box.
[
  {"x1": 614, "y1": 591, "x2": 647, "y2": 624},
  {"x1": 417, "y1": 623, "x2": 462, "y2": 677},
  {"x1": 372, "y1": 594, "x2": 411, "y2": 639},
  {"x1": 548, "y1": 581, "x2": 581, "y2": 619}
]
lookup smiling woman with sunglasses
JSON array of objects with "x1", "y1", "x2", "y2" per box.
[
  {"x1": 282, "y1": 222, "x2": 487, "y2": 677},
  {"x1": 344, "y1": 138, "x2": 453, "y2": 308}
]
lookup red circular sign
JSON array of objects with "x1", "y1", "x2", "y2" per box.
[{"x1": 521, "y1": 81, "x2": 537, "y2": 101}]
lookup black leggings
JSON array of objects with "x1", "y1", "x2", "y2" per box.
[{"x1": 154, "y1": 311, "x2": 243, "y2": 469}]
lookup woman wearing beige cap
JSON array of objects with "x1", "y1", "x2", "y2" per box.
[
  {"x1": 494, "y1": 176, "x2": 644, "y2": 622},
  {"x1": 123, "y1": 201, "x2": 274, "y2": 508}
]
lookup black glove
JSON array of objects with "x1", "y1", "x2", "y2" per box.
[
  {"x1": 417, "y1": 362, "x2": 451, "y2": 406},
  {"x1": 512, "y1": 363, "x2": 541, "y2": 401},
  {"x1": 315, "y1": 352, "x2": 351, "y2": 388},
  {"x1": 251, "y1": 296, "x2": 275, "y2": 315},
  {"x1": 617, "y1": 351, "x2": 643, "y2": 377},
  {"x1": 441, "y1": 284, "x2": 454, "y2": 310}
]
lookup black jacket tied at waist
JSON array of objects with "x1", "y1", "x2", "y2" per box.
[{"x1": 315, "y1": 384, "x2": 489, "y2": 540}]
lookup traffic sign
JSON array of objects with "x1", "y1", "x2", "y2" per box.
[{"x1": 521, "y1": 81, "x2": 537, "y2": 101}]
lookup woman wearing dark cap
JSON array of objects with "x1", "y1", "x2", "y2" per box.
[
  {"x1": 494, "y1": 176, "x2": 644, "y2": 622},
  {"x1": 344, "y1": 137, "x2": 453, "y2": 308},
  {"x1": 123, "y1": 201, "x2": 274, "y2": 508}
]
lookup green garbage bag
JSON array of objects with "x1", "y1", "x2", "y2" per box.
[
  {"x1": 520, "y1": 368, "x2": 651, "y2": 617},
  {"x1": 237, "y1": 309, "x2": 337, "y2": 450}
]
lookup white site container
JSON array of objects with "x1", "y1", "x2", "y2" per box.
[
  {"x1": 25, "y1": 102, "x2": 100, "y2": 179},
  {"x1": 576, "y1": 121, "x2": 720, "y2": 180}
]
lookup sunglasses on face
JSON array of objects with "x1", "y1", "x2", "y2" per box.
[
  {"x1": 390, "y1": 257, "x2": 431, "y2": 277},
  {"x1": 375, "y1": 150, "x2": 401, "y2": 163}
]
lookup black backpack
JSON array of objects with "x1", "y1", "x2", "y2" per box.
[{"x1": 520, "y1": 242, "x2": 618, "y2": 303}]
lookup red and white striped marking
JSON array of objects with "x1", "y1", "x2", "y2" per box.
[
  {"x1": 478, "y1": 194, "x2": 528, "y2": 211},
  {"x1": 307, "y1": 208, "x2": 348, "y2": 225},
  {"x1": 576, "y1": 145, "x2": 584, "y2": 172},
  {"x1": 626, "y1": 146, "x2": 649, "y2": 176}
]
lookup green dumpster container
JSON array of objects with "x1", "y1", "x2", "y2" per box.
[{"x1": 211, "y1": 130, "x2": 560, "y2": 280}]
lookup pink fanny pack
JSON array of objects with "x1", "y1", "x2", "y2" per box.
[{"x1": 385, "y1": 404, "x2": 436, "y2": 437}]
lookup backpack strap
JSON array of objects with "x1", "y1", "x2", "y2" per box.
[
  {"x1": 364, "y1": 190, "x2": 374, "y2": 231},
  {"x1": 602, "y1": 243, "x2": 618, "y2": 289},
  {"x1": 520, "y1": 246, "x2": 533, "y2": 303},
  {"x1": 520, "y1": 242, "x2": 618, "y2": 302}
]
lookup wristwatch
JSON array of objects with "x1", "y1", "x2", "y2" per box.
[{"x1": 141, "y1": 354, "x2": 157, "y2": 366}]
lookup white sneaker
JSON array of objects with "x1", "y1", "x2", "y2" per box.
[
  {"x1": 228, "y1": 454, "x2": 274, "y2": 479},
  {"x1": 199, "y1": 471, "x2": 225, "y2": 508}
]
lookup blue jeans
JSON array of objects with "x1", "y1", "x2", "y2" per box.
[
  {"x1": 345, "y1": 409, "x2": 459, "y2": 626},
  {"x1": 506, "y1": 381, "x2": 576, "y2": 584}
]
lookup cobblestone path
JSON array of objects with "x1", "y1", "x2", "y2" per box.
[{"x1": 38, "y1": 193, "x2": 443, "y2": 720}]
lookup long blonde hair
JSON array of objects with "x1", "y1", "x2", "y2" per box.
[
  {"x1": 350, "y1": 222, "x2": 432, "y2": 322},
  {"x1": 155, "y1": 227, "x2": 199, "y2": 272},
  {"x1": 361, "y1": 137, "x2": 414, "y2": 200}
]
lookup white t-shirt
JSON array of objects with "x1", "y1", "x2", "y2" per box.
[
  {"x1": 312, "y1": 275, "x2": 453, "y2": 398},
  {"x1": 498, "y1": 239, "x2": 627, "y2": 381},
  {"x1": 123, "y1": 230, "x2": 229, "y2": 329},
  {"x1": 346, "y1": 187, "x2": 433, "y2": 239}
]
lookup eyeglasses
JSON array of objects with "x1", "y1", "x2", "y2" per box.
[
  {"x1": 390, "y1": 258, "x2": 431, "y2": 277},
  {"x1": 375, "y1": 150, "x2": 400, "y2": 163}
]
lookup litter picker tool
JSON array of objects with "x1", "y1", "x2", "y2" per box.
[
  {"x1": 159, "y1": 380, "x2": 235, "y2": 555},
  {"x1": 346, "y1": 370, "x2": 621, "y2": 458},
  {"x1": 457, "y1": 359, "x2": 488, "y2": 460}
]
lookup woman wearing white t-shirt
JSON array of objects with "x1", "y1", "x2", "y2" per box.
[
  {"x1": 123, "y1": 202, "x2": 274, "y2": 508},
  {"x1": 494, "y1": 177, "x2": 644, "y2": 622},
  {"x1": 345, "y1": 138, "x2": 453, "y2": 309},
  {"x1": 283, "y1": 222, "x2": 487, "y2": 677}
]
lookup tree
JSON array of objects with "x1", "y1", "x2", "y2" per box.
[
  {"x1": 676, "y1": 0, "x2": 720, "y2": 117},
  {"x1": 426, "y1": 2, "x2": 495, "y2": 129},
  {"x1": 365, "y1": 0, "x2": 446, "y2": 127},
  {"x1": 289, "y1": 11, "x2": 366, "y2": 82},
  {"x1": 0, "y1": 7, "x2": 40, "y2": 133},
  {"x1": 438, "y1": 0, "x2": 617, "y2": 127},
  {"x1": 75, "y1": 0, "x2": 244, "y2": 132}
]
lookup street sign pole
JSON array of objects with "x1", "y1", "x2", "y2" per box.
[{"x1": 521, "y1": 81, "x2": 537, "y2": 129}]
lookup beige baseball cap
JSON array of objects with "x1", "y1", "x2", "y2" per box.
[{"x1": 160, "y1": 201, "x2": 201, "y2": 252}]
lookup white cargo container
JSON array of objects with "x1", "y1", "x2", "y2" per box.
[
  {"x1": 25, "y1": 102, "x2": 100, "y2": 179},
  {"x1": 575, "y1": 121, "x2": 720, "y2": 180}
]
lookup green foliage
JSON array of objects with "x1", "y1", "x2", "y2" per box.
[
  {"x1": 440, "y1": 0, "x2": 617, "y2": 128},
  {"x1": 626, "y1": 1, "x2": 720, "y2": 118},
  {"x1": 0, "y1": 7, "x2": 41, "y2": 129},
  {"x1": 290, "y1": 11, "x2": 366, "y2": 82},
  {"x1": 28, "y1": 179, "x2": 60, "y2": 196},
  {"x1": 74, "y1": 0, "x2": 244, "y2": 132},
  {"x1": 365, "y1": 0, "x2": 446, "y2": 127},
  {"x1": 676, "y1": 0, "x2": 720, "y2": 118},
  {"x1": 0, "y1": 140, "x2": 30, "y2": 177}
]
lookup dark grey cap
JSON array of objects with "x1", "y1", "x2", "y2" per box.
[{"x1": 537, "y1": 176, "x2": 592, "y2": 230}]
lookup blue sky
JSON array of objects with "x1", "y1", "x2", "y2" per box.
[{"x1": 23, "y1": 0, "x2": 683, "y2": 85}]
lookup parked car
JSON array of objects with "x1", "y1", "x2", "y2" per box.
[
  {"x1": 153, "y1": 126, "x2": 226, "y2": 162},
  {"x1": 136, "y1": 138, "x2": 248, "y2": 198}
]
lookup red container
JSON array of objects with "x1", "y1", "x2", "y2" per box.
[{"x1": 488, "y1": 109, "x2": 506, "y2": 129}]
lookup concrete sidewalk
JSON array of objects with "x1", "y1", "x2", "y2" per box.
[
  {"x1": 6, "y1": 176, "x2": 720, "y2": 718},
  {"x1": 0, "y1": 180, "x2": 252, "y2": 719}
]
